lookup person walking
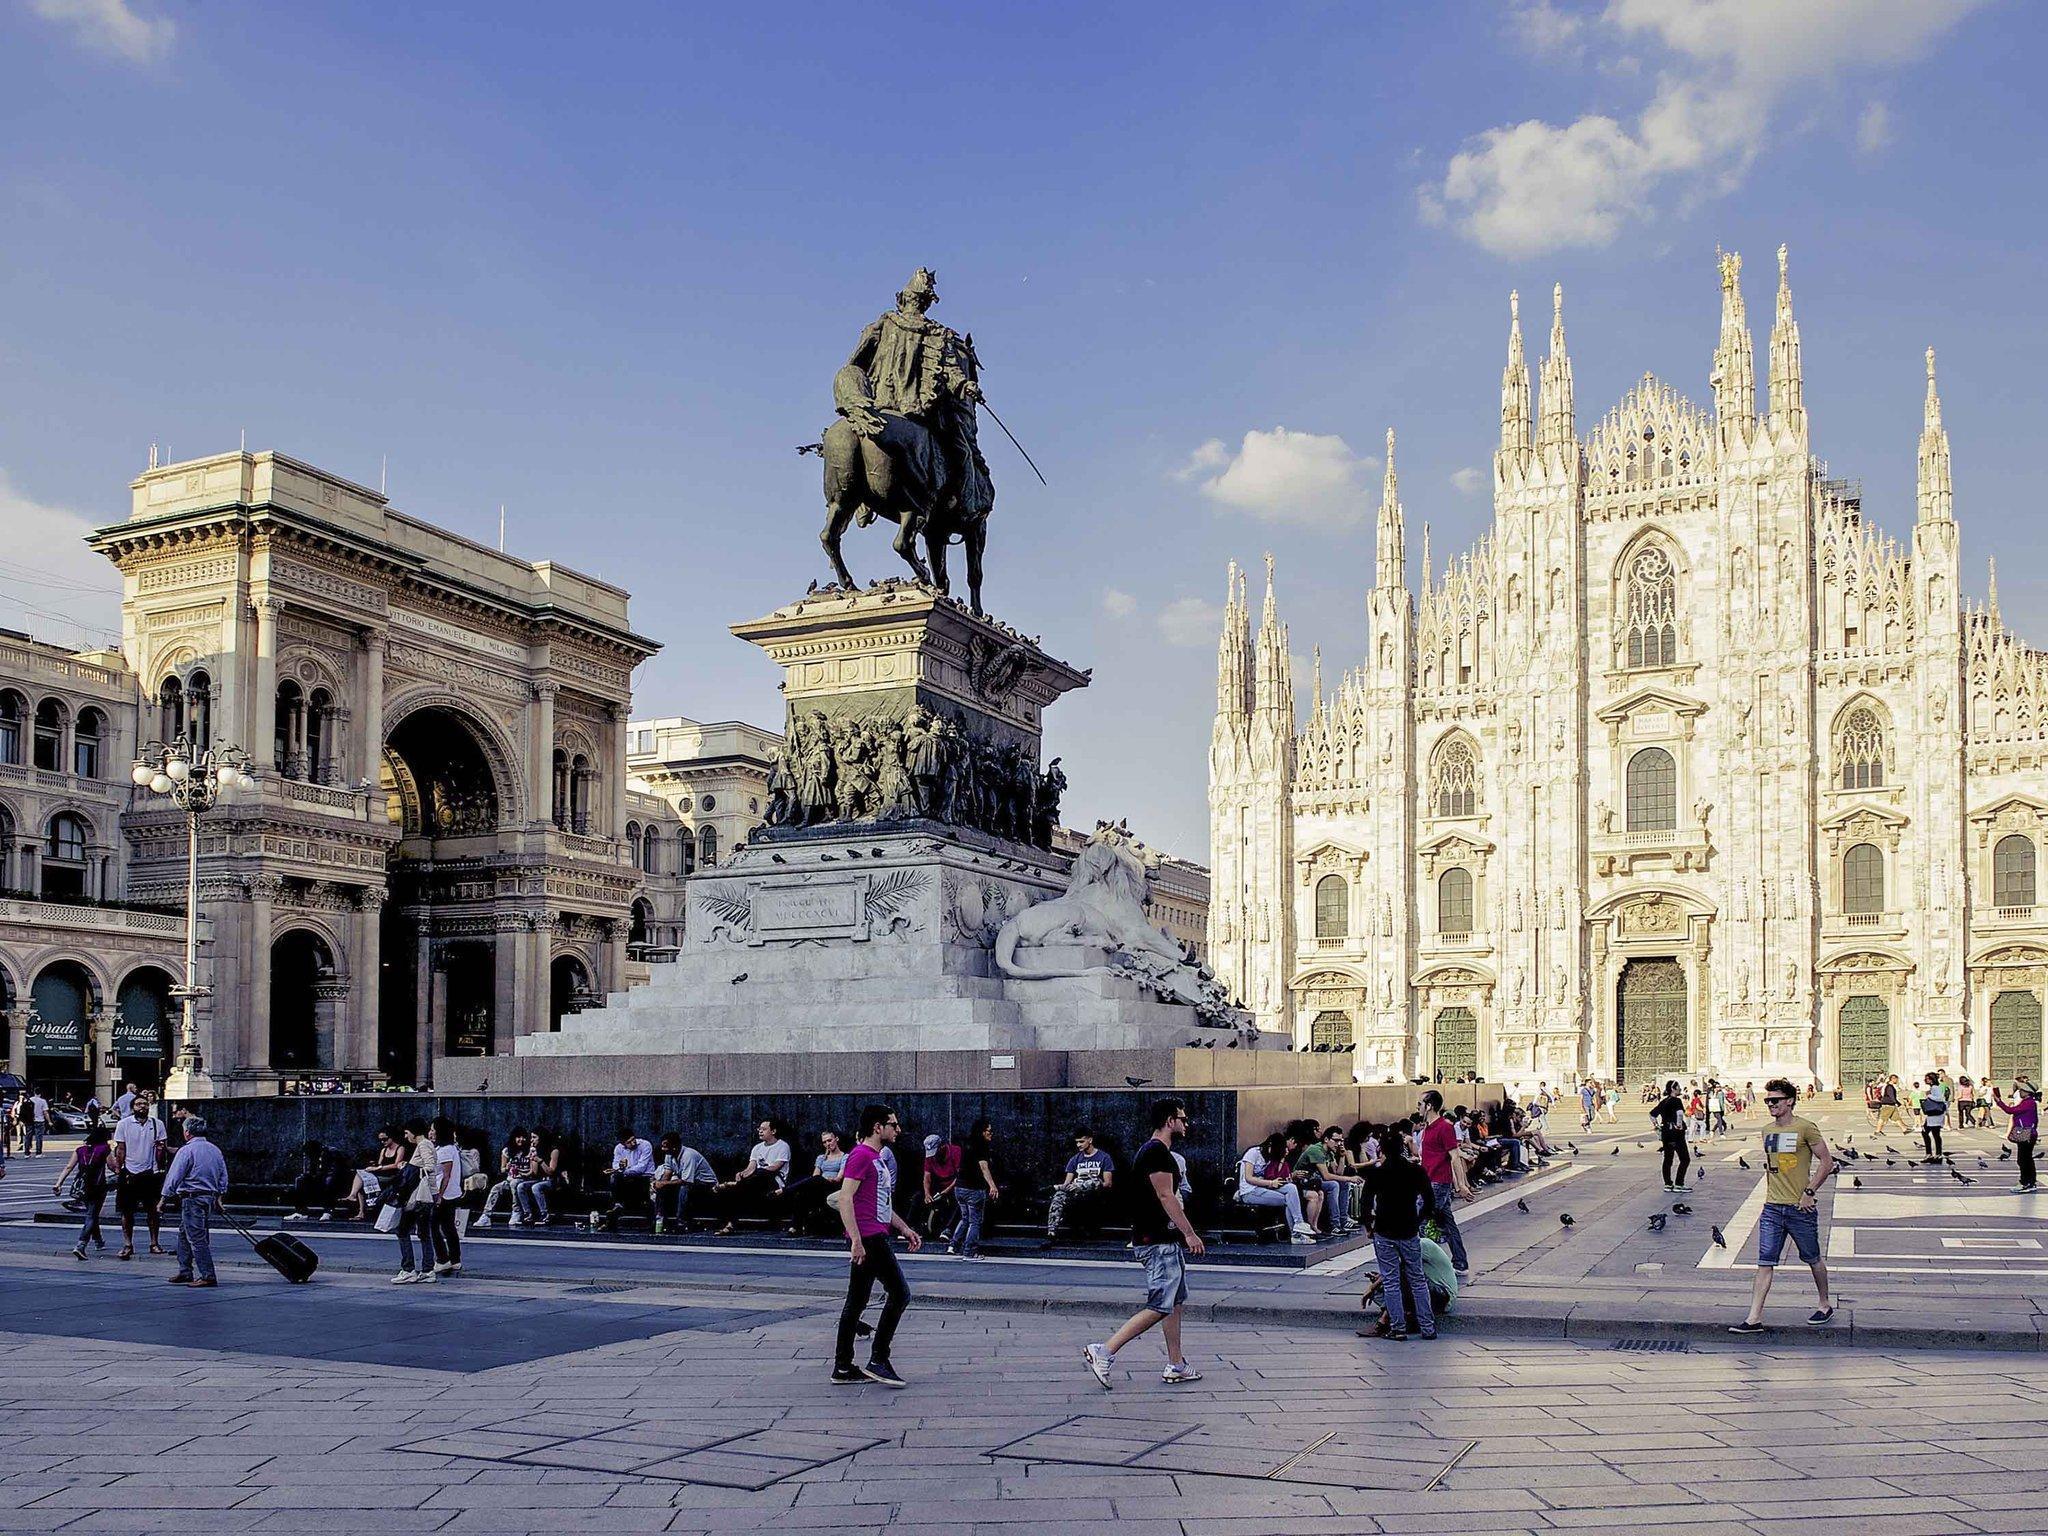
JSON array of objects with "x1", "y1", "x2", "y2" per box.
[
  {"x1": 1919, "y1": 1072, "x2": 1949, "y2": 1163},
  {"x1": 1083, "y1": 1098, "x2": 1206, "y2": 1388},
  {"x1": 1362, "y1": 1117, "x2": 1438, "y2": 1340},
  {"x1": 948, "y1": 1119, "x2": 999, "y2": 1258},
  {"x1": 1710, "y1": 1081, "x2": 1730, "y2": 1138},
  {"x1": 1651, "y1": 1079, "x2": 1690, "y2": 1192},
  {"x1": 111, "y1": 1094, "x2": 169, "y2": 1259},
  {"x1": 23, "y1": 1088, "x2": 47, "y2": 1157},
  {"x1": 1416, "y1": 1091, "x2": 1470, "y2": 1275},
  {"x1": 159, "y1": 1116, "x2": 228, "y2": 1288},
  {"x1": 1578, "y1": 1080, "x2": 1597, "y2": 1133},
  {"x1": 832, "y1": 1103, "x2": 921, "y2": 1387},
  {"x1": 53, "y1": 1126, "x2": 112, "y2": 1260},
  {"x1": 1992, "y1": 1078, "x2": 2039, "y2": 1194},
  {"x1": 428, "y1": 1117, "x2": 464, "y2": 1276},
  {"x1": 1875, "y1": 1074, "x2": 1906, "y2": 1135},
  {"x1": 392, "y1": 1121, "x2": 440, "y2": 1284},
  {"x1": 1730, "y1": 1077, "x2": 1837, "y2": 1333}
]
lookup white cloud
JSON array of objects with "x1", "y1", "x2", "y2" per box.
[
  {"x1": 1156, "y1": 596, "x2": 1225, "y2": 649},
  {"x1": 1178, "y1": 427, "x2": 1375, "y2": 529},
  {"x1": 1100, "y1": 587, "x2": 1138, "y2": 620},
  {"x1": 1450, "y1": 466, "x2": 1485, "y2": 495},
  {"x1": 1856, "y1": 100, "x2": 1893, "y2": 154},
  {"x1": 26, "y1": 0, "x2": 174, "y2": 64},
  {"x1": 1428, "y1": 0, "x2": 1985, "y2": 255},
  {"x1": 1511, "y1": 0, "x2": 1587, "y2": 57},
  {"x1": 0, "y1": 471, "x2": 123, "y2": 649}
]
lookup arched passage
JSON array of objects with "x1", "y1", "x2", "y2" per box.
[
  {"x1": 271, "y1": 929, "x2": 334, "y2": 1070},
  {"x1": 27, "y1": 959, "x2": 96, "y2": 1103},
  {"x1": 114, "y1": 967, "x2": 176, "y2": 1088},
  {"x1": 550, "y1": 954, "x2": 591, "y2": 1030}
]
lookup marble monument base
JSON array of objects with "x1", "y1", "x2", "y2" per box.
[{"x1": 517, "y1": 824, "x2": 1271, "y2": 1072}]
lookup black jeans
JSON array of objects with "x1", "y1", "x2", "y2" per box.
[
  {"x1": 609, "y1": 1172, "x2": 652, "y2": 1213},
  {"x1": 431, "y1": 1200, "x2": 463, "y2": 1265},
  {"x1": 2018, "y1": 1138, "x2": 2038, "y2": 1189},
  {"x1": 1660, "y1": 1129, "x2": 1691, "y2": 1187},
  {"x1": 1922, "y1": 1126, "x2": 1945, "y2": 1159},
  {"x1": 835, "y1": 1236, "x2": 910, "y2": 1370}
]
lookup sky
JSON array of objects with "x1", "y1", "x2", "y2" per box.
[{"x1": 1, "y1": 0, "x2": 2041, "y2": 861}]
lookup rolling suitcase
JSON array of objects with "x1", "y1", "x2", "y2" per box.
[{"x1": 220, "y1": 1204, "x2": 320, "y2": 1283}]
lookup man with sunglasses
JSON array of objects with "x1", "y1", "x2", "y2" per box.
[
  {"x1": 1730, "y1": 1077, "x2": 1837, "y2": 1334},
  {"x1": 833, "y1": 1104, "x2": 922, "y2": 1387},
  {"x1": 1084, "y1": 1098, "x2": 1206, "y2": 1389}
]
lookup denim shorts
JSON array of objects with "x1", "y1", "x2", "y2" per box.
[
  {"x1": 1756, "y1": 1202, "x2": 1820, "y2": 1267},
  {"x1": 1135, "y1": 1242, "x2": 1188, "y2": 1312}
]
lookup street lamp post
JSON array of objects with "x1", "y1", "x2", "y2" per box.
[{"x1": 132, "y1": 736, "x2": 255, "y2": 1100}]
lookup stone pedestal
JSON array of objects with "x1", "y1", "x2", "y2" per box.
[{"x1": 497, "y1": 586, "x2": 1286, "y2": 1087}]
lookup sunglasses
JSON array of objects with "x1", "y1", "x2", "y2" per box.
[{"x1": 1764, "y1": 1096, "x2": 1791, "y2": 1106}]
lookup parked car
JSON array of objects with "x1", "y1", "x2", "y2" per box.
[{"x1": 46, "y1": 1101, "x2": 93, "y2": 1133}]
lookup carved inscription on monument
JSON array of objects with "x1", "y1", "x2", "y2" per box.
[{"x1": 753, "y1": 880, "x2": 864, "y2": 942}]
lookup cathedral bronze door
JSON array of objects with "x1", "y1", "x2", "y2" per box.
[
  {"x1": 1990, "y1": 990, "x2": 2044, "y2": 1086},
  {"x1": 1618, "y1": 958, "x2": 1686, "y2": 1086},
  {"x1": 1435, "y1": 1006, "x2": 1477, "y2": 1079},
  {"x1": 1837, "y1": 995, "x2": 1889, "y2": 1090}
]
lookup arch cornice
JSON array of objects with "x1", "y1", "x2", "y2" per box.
[{"x1": 381, "y1": 687, "x2": 528, "y2": 825}]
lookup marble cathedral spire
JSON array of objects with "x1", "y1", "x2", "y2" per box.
[
  {"x1": 1501, "y1": 290, "x2": 1531, "y2": 456},
  {"x1": 1767, "y1": 244, "x2": 1803, "y2": 434},
  {"x1": 1713, "y1": 248, "x2": 1756, "y2": 427},
  {"x1": 1918, "y1": 347, "x2": 1953, "y2": 524},
  {"x1": 1537, "y1": 283, "x2": 1574, "y2": 449},
  {"x1": 1376, "y1": 427, "x2": 1405, "y2": 591},
  {"x1": 1215, "y1": 558, "x2": 1253, "y2": 718}
]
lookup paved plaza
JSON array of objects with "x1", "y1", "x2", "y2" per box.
[{"x1": 0, "y1": 1100, "x2": 2044, "y2": 1532}]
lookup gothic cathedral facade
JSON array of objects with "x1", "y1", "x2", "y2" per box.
[{"x1": 1210, "y1": 248, "x2": 2048, "y2": 1092}]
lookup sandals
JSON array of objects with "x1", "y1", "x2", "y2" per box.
[
  {"x1": 148, "y1": 1244, "x2": 167, "y2": 1256},
  {"x1": 117, "y1": 1247, "x2": 133, "y2": 1261},
  {"x1": 715, "y1": 1224, "x2": 737, "y2": 1236}
]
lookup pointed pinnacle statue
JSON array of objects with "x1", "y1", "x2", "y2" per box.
[{"x1": 812, "y1": 267, "x2": 998, "y2": 613}]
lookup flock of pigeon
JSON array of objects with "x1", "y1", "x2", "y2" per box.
[{"x1": 1503, "y1": 1131, "x2": 2006, "y2": 1252}]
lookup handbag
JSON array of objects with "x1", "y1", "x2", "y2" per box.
[{"x1": 373, "y1": 1202, "x2": 402, "y2": 1234}]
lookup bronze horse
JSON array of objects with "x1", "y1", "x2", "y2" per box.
[{"x1": 815, "y1": 365, "x2": 990, "y2": 614}]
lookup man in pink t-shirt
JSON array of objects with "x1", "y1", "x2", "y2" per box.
[
  {"x1": 1418, "y1": 1091, "x2": 1470, "y2": 1273},
  {"x1": 834, "y1": 1103, "x2": 923, "y2": 1387}
]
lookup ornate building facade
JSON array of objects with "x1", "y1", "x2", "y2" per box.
[
  {"x1": 1210, "y1": 249, "x2": 2048, "y2": 1092},
  {"x1": 1, "y1": 447, "x2": 685, "y2": 1098}
]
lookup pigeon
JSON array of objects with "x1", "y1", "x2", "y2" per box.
[
  {"x1": 1951, "y1": 1168, "x2": 1975, "y2": 1186},
  {"x1": 1515, "y1": 1198, "x2": 1529, "y2": 1213},
  {"x1": 2001, "y1": 1146, "x2": 2014, "y2": 1162},
  {"x1": 1738, "y1": 1157, "x2": 1751, "y2": 1170},
  {"x1": 1978, "y1": 1158, "x2": 1988, "y2": 1169},
  {"x1": 1671, "y1": 1203, "x2": 1693, "y2": 1215},
  {"x1": 1123, "y1": 1076, "x2": 1153, "y2": 1089},
  {"x1": 1567, "y1": 1143, "x2": 1579, "y2": 1154},
  {"x1": 819, "y1": 853, "x2": 838, "y2": 862},
  {"x1": 806, "y1": 578, "x2": 820, "y2": 594},
  {"x1": 770, "y1": 853, "x2": 787, "y2": 864},
  {"x1": 477, "y1": 1077, "x2": 488, "y2": 1092},
  {"x1": 1611, "y1": 1147, "x2": 1620, "y2": 1156},
  {"x1": 1852, "y1": 1176, "x2": 1863, "y2": 1188},
  {"x1": 1695, "y1": 1169, "x2": 1706, "y2": 1182},
  {"x1": 872, "y1": 849, "x2": 887, "y2": 859},
  {"x1": 1559, "y1": 1213, "x2": 1575, "y2": 1227},
  {"x1": 730, "y1": 972, "x2": 749, "y2": 985},
  {"x1": 1711, "y1": 1225, "x2": 1727, "y2": 1248},
  {"x1": 1186, "y1": 1040, "x2": 1202, "y2": 1049},
  {"x1": 847, "y1": 849, "x2": 863, "y2": 859},
  {"x1": 1647, "y1": 1213, "x2": 1667, "y2": 1232},
  {"x1": 1886, "y1": 1158, "x2": 1897, "y2": 1167},
  {"x1": 1226, "y1": 1038, "x2": 1241, "y2": 1049}
]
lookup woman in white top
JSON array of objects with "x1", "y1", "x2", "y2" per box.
[{"x1": 1919, "y1": 1072, "x2": 1950, "y2": 1164}]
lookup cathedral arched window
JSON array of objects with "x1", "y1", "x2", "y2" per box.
[
  {"x1": 1437, "y1": 868, "x2": 1474, "y2": 935},
  {"x1": 1314, "y1": 875, "x2": 1348, "y2": 940},
  {"x1": 1431, "y1": 737, "x2": 1478, "y2": 819},
  {"x1": 1843, "y1": 842, "x2": 1884, "y2": 915},
  {"x1": 1836, "y1": 706, "x2": 1886, "y2": 790},
  {"x1": 1994, "y1": 835, "x2": 2037, "y2": 908},
  {"x1": 1623, "y1": 546, "x2": 1678, "y2": 668},
  {"x1": 1625, "y1": 747, "x2": 1676, "y2": 832}
]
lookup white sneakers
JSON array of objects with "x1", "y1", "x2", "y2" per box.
[
  {"x1": 1290, "y1": 1223, "x2": 1319, "y2": 1243},
  {"x1": 1083, "y1": 1343, "x2": 1113, "y2": 1389}
]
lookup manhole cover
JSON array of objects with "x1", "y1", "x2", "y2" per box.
[
  {"x1": 406, "y1": 1415, "x2": 885, "y2": 1489},
  {"x1": 1610, "y1": 1338, "x2": 1692, "y2": 1352},
  {"x1": 989, "y1": 1415, "x2": 1473, "y2": 1491},
  {"x1": 566, "y1": 1282, "x2": 640, "y2": 1295}
]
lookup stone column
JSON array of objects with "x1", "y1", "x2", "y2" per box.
[
  {"x1": 412, "y1": 917, "x2": 435, "y2": 1088},
  {"x1": 529, "y1": 915, "x2": 555, "y2": 1034},
  {"x1": 529, "y1": 682, "x2": 558, "y2": 827},
  {"x1": 603, "y1": 916, "x2": 627, "y2": 997},
  {"x1": 313, "y1": 979, "x2": 347, "y2": 1070},
  {"x1": 609, "y1": 704, "x2": 630, "y2": 841},
  {"x1": 4, "y1": 1007, "x2": 24, "y2": 1079},
  {"x1": 245, "y1": 876, "x2": 281, "y2": 1075},
  {"x1": 360, "y1": 631, "x2": 386, "y2": 785},
  {"x1": 350, "y1": 889, "x2": 384, "y2": 1075},
  {"x1": 253, "y1": 600, "x2": 282, "y2": 768},
  {"x1": 494, "y1": 915, "x2": 526, "y2": 1044}
]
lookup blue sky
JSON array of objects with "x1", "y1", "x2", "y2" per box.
[{"x1": 1, "y1": 0, "x2": 2040, "y2": 859}]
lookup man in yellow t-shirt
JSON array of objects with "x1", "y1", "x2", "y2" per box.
[{"x1": 1730, "y1": 1077, "x2": 1837, "y2": 1334}]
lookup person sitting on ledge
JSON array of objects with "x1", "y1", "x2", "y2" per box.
[
  {"x1": 481, "y1": 1127, "x2": 536, "y2": 1225},
  {"x1": 651, "y1": 1133, "x2": 717, "y2": 1233},
  {"x1": 515, "y1": 1132, "x2": 564, "y2": 1226},
  {"x1": 1045, "y1": 1127, "x2": 1114, "y2": 1243},
  {"x1": 594, "y1": 1126, "x2": 654, "y2": 1228},
  {"x1": 345, "y1": 1127, "x2": 407, "y2": 1222},
  {"x1": 1235, "y1": 1132, "x2": 1317, "y2": 1243},
  {"x1": 286, "y1": 1139, "x2": 343, "y2": 1221},
  {"x1": 779, "y1": 1128, "x2": 849, "y2": 1235},
  {"x1": 714, "y1": 1119, "x2": 792, "y2": 1235}
]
